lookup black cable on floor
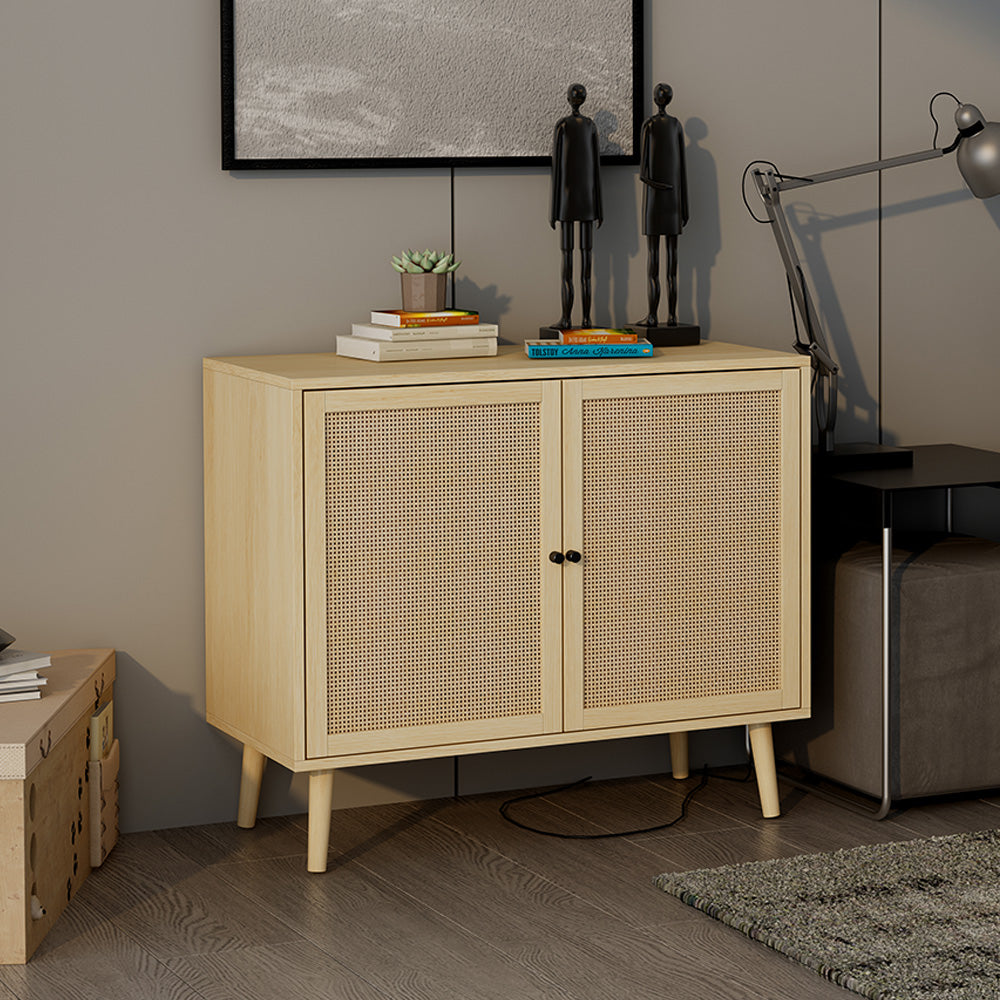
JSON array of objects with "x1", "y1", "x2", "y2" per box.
[
  {"x1": 498, "y1": 762, "x2": 755, "y2": 839},
  {"x1": 498, "y1": 771, "x2": 702, "y2": 839}
]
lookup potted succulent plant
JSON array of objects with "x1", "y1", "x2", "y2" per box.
[{"x1": 391, "y1": 249, "x2": 461, "y2": 311}]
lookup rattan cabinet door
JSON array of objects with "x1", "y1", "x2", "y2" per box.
[
  {"x1": 562, "y1": 370, "x2": 804, "y2": 732},
  {"x1": 303, "y1": 381, "x2": 563, "y2": 758}
]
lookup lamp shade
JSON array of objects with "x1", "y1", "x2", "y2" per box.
[{"x1": 955, "y1": 104, "x2": 1000, "y2": 199}]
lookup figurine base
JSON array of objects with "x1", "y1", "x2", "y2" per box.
[{"x1": 630, "y1": 322, "x2": 701, "y2": 347}]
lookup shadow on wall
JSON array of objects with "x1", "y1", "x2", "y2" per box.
[
  {"x1": 678, "y1": 118, "x2": 720, "y2": 335},
  {"x1": 454, "y1": 276, "x2": 512, "y2": 335},
  {"x1": 594, "y1": 110, "x2": 624, "y2": 157},
  {"x1": 115, "y1": 651, "x2": 239, "y2": 832},
  {"x1": 592, "y1": 108, "x2": 633, "y2": 328},
  {"x1": 594, "y1": 163, "x2": 638, "y2": 328},
  {"x1": 987, "y1": 197, "x2": 1000, "y2": 231},
  {"x1": 255, "y1": 755, "x2": 457, "y2": 818},
  {"x1": 785, "y1": 187, "x2": 978, "y2": 443},
  {"x1": 457, "y1": 727, "x2": 748, "y2": 799},
  {"x1": 786, "y1": 199, "x2": 878, "y2": 444}
]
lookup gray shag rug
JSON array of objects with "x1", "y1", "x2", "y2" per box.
[{"x1": 654, "y1": 829, "x2": 1000, "y2": 1000}]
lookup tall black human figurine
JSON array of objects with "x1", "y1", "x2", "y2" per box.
[
  {"x1": 637, "y1": 83, "x2": 691, "y2": 331},
  {"x1": 547, "y1": 84, "x2": 602, "y2": 331}
]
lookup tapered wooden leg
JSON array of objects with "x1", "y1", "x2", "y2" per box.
[
  {"x1": 307, "y1": 770, "x2": 335, "y2": 873},
  {"x1": 748, "y1": 723, "x2": 780, "y2": 818},
  {"x1": 668, "y1": 732, "x2": 689, "y2": 779},
  {"x1": 237, "y1": 744, "x2": 266, "y2": 829}
]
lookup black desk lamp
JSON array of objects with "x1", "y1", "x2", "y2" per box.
[{"x1": 749, "y1": 94, "x2": 1000, "y2": 470}]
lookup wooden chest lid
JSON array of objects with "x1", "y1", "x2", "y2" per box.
[{"x1": 0, "y1": 650, "x2": 115, "y2": 780}]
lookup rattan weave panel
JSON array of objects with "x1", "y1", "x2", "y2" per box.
[
  {"x1": 324, "y1": 402, "x2": 543, "y2": 735},
  {"x1": 581, "y1": 389, "x2": 783, "y2": 709}
]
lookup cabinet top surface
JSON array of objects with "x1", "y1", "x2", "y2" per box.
[{"x1": 204, "y1": 341, "x2": 809, "y2": 390}]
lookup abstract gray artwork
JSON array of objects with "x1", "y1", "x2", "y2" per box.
[{"x1": 223, "y1": 0, "x2": 640, "y2": 167}]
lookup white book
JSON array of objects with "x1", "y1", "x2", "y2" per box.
[
  {"x1": 0, "y1": 689, "x2": 42, "y2": 704},
  {"x1": 351, "y1": 321, "x2": 499, "y2": 342},
  {"x1": 0, "y1": 682, "x2": 45, "y2": 695},
  {"x1": 0, "y1": 669, "x2": 44, "y2": 683},
  {"x1": 336, "y1": 335, "x2": 498, "y2": 362},
  {"x1": 0, "y1": 672, "x2": 47, "y2": 690},
  {"x1": 0, "y1": 649, "x2": 51, "y2": 678}
]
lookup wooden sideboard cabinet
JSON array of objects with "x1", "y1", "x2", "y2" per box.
[{"x1": 204, "y1": 343, "x2": 811, "y2": 871}]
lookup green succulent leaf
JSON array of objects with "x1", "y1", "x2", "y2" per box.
[{"x1": 393, "y1": 248, "x2": 457, "y2": 273}]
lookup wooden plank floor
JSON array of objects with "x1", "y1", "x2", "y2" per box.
[{"x1": 3, "y1": 769, "x2": 1000, "y2": 999}]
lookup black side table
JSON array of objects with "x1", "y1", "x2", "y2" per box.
[{"x1": 818, "y1": 444, "x2": 1000, "y2": 817}]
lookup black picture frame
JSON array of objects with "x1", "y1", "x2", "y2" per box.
[{"x1": 221, "y1": 0, "x2": 642, "y2": 170}]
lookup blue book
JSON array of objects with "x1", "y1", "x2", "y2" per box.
[{"x1": 524, "y1": 339, "x2": 653, "y2": 359}]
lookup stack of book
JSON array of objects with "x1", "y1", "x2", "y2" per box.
[
  {"x1": 337, "y1": 309, "x2": 499, "y2": 362},
  {"x1": 0, "y1": 648, "x2": 52, "y2": 703},
  {"x1": 525, "y1": 327, "x2": 653, "y2": 359}
]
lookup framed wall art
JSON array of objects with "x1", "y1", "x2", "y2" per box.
[{"x1": 221, "y1": 0, "x2": 643, "y2": 169}]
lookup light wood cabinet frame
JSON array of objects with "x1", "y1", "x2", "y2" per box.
[{"x1": 204, "y1": 344, "x2": 812, "y2": 871}]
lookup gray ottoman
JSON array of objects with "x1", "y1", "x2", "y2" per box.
[{"x1": 777, "y1": 534, "x2": 1000, "y2": 799}]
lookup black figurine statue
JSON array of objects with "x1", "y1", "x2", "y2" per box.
[
  {"x1": 548, "y1": 83, "x2": 602, "y2": 330},
  {"x1": 638, "y1": 83, "x2": 688, "y2": 328}
]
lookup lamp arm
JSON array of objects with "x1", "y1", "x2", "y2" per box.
[
  {"x1": 752, "y1": 168, "x2": 840, "y2": 452},
  {"x1": 752, "y1": 144, "x2": 950, "y2": 454},
  {"x1": 774, "y1": 146, "x2": 946, "y2": 192}
]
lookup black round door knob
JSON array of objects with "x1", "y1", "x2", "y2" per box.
[
  {"x1": 565, "y1": 550, "x2": 582, "y2": 563},
  {"x1": 549, "y1": 551, "x2": 565, "y2": 564}
]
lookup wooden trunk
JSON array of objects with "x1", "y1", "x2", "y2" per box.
[{"x1": 0, "y1": 649, "x2": 116, "y2": 963}]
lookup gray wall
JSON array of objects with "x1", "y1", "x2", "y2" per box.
[{"x1": 1, "y1": 1, "x2": 997, "y2": 833}]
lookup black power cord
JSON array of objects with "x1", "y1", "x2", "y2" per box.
[
  {"x1": 929, "y1": 91, "x2": 960, "y2": 150},
  {"x1": 741, "y1": 160, "x2": 782, "y2": 223},
  {"x1": 498, "y1": 762, "x2": 754, "y2": 840},
  {"x1": 743, "y1": 91, "x2": 960, "y2": 229}
]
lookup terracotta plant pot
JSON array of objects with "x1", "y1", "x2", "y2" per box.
[{"x1": 401, "y1": 272, "x2": 447, "y2": 312}]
